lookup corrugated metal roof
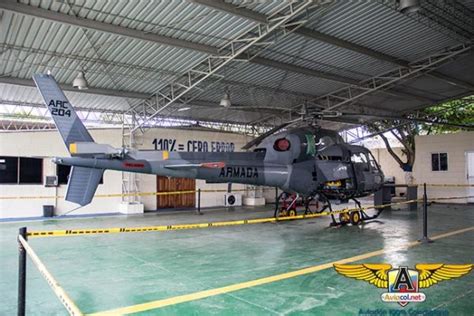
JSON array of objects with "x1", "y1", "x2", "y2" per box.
[
  {"x1": 1, "y1": 0, "x2": 472, "y2": 129},
  {"x1": 309, "y1": 1, "x2": 461, "y2": 61},
  {"x1": 259, "y1": 35, "x2": 394, "y2": 80},
  {"x1": 0, "y1": 83, "x2": 138, "y2": 111}
]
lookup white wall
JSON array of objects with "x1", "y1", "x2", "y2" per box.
[
  {"x1": 4, "y1": 127, "x2": 470, "y2": 218},
  {"x1": 370, "y1": 132, "x2": 474, "y2": 203},
  {"x1": 371, "y1": 147, "x2": 407, "y2": 196},
  {"x1": 412, "y1": 131, "x2": 474, "y2": 203},
  {"x1": 0, "y1": 127, "x2": 252, "y2": 218},
  {"x1": 371, "y1": 147, "x2": 406, "y2": 185},
  {"x1": 0, "y1": 129, "x2": 123, "y2": 218},
  {"x1": 133, "y1": 128, "x2": 252, "y2": 210}
]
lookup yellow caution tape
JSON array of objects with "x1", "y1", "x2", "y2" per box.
[
  {"x1": 1, "y1": 184, "x2": 472, "y2": 201},
  {"x1": 26, "y1": 198, "x2": 420, "y2": 238},
  {"x1": 0, "y1": 189, "x2": 252, "y2": 200},
  {"x1": 19, "y1": 235, "x2": 83, "y2": 315},
  {"x1": 26, "y1": 194, "x2": 474, "y2": 239},
  {"x1": 424, "y1": 184, "x2": 474, "y2": 187}
]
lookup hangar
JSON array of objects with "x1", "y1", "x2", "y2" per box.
[{"x1": 0, "y1": 1, "x2": 473, "y2": 314}]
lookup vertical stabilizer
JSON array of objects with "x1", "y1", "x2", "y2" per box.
[{"x1": 32, "y1": 73, "x2": 94, "y2": 152}]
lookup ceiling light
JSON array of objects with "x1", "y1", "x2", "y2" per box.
[
  {"x1": 73, "y1": 71, "x2": 88, "y2": 90},
  {"x1": 177, "y1": 106, "x2": 191, "y2": 112},
  {"x1": 399, "y1": 0, "x2": 421, "y2": 13},
  {"x1": 220, "y1": 90, "x2": 231, "y2": 107},
  {"x1": 299, "y1": 103, "x2": 307, "y2": 116}
]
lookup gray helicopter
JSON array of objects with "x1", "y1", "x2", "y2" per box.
[{"x1": 34, "y1": 73, "x2": 386, "y2": 226}]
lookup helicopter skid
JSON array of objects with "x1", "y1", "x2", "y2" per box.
[{"x1": 274, "y1": 192, "x2": 384, "y2": 227}]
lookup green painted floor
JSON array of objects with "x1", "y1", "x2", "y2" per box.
[{"x1": 0, "y1": 204, "x2": 473, "y2": 315}]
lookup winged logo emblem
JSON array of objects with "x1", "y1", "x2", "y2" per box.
[{"x1": 334, "y1": 263, "x2": 473, "y2": 306}]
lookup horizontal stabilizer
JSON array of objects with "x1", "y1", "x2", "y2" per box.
[
  {"x1": 69, "y1": 142, "x2": 120, "y2": 156},
  {"x1": 66, "y1": 166, "x2": 104, "y2": 206},
  {"x1": 165, "y1": 162, "x2": 225, "y2": 169}
]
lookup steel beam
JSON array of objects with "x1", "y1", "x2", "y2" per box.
[
  {"x1": 252, "y1": 56, "x2": 358, "y2": 85},
  {"x1": 0, "y1": 77, "x2": 285, "y2": 117},
  {"x1": 0, "y1": 99, "x2": 272, "y2": 132},
  {"x1": 0, "y1": 76, "x2": 149, "y2": 99},
  {"x1": 0, "y1": 0, "x2": 405, "y2": 89},
  {"x1": 0, "y1": 0, "x2": 216, "y2": 55},
  {"x1": 3, "y1": 0, "x2": 463, "y2": 96},
  {"x1": 193, "y1": 0, "x2": 474, "y2": 91},
  {"x1": 310, "y1": 44, "x2": 471, "y2": 113},
  {"x1": 127, "y1": 2, "x2": 314, "y2": 133},
  {"x1": 255, "y1": 43, "x2": 471, "y2": 126},
  {"x1": 192, "y1": 0, "x2": 408, "y2": 66},
  {"x1": 1, "y1": 44, "x2": 317, "y2": 102}
]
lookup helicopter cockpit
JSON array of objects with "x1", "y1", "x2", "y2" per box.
[
  {"x1": 257, "y1": 127, "x2": 345, "y2": 164},
  {"x1": 347, "y1": 145, "x2": 383, "y2": 193}
]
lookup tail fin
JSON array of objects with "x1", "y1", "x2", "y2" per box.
[
  {"x1": 33, "y1": 73, "x2": 102, "y2": 207},
  {"x1": 66, "y1": 166, "x2": 104, "y2": 206},
  {"x1": 32, "y1": 73, "x2": 94, "y2": 152}
]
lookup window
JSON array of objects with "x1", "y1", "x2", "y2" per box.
[
  {"x1": 0, "y1": 156, "x2": 43, "y2": 184},
  {"x1": 0, "y1": 157, "x2": 19, "y2": 184},
  {"x1": 351, "y1": 153, "x2": 369, "y2": 171},
  {"x1": 368, "y1": 152, "x2": 380, "y2": 171},
  {"x1": 431, "y1": 153, "x2": 448, "y2": 171},
  {"x1": 19, "y1": 158, "x2": 43, "y2": 184},
  {"x1": 57, "y1": 164, "x2": 71, "y2": 185},
  {"x1": 56, "y1": 164, "x2": 104, "y2": 185}
]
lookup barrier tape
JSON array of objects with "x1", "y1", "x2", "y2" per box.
[
  {"x1": 18, "y1": 235, "x2": 83, "y2": 315},
  {"x1": 428, "y1": 195, "x2": 474, "y2": 201},
  {"x1": 25, "y1": 199, "x2": 420, "y2": 238},
  {"x1": 423, "y1": 184, "x2": 474, "y2": 187},
  {"x1": 1, "y1": 184, "x2": 473, "y2": 200},
  {"x1": 0, "y1": 188, "x2": 252, "y2": 200},
  {"x1": 25, "y1": 194, "x2": 474, "y2": 239}
]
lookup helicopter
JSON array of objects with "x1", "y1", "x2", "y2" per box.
[{"x1": 34, "y1": 73, "x2": 461, "y2": 226}]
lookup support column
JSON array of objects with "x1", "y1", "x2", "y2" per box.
[{"x1": 18, "y1": 227, "x2": 27, "y2": 316}]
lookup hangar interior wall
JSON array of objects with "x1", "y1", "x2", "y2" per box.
[
  {"x1": 371, "y1": 131, "x2": 473, "y2": 203},
  {"x1": 412, "y1": 132, "x2": 473, "y2": 203},
  {"x1": 0, "y1": 127, "x2": 270, "y2": 219},
  {"x1": 1, "y1": 129, "x2": 471, "y2": 219}
]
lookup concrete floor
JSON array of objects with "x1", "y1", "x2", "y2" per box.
[{"x1": 0, "y1": 203, "x2": 473, "y2": 315}]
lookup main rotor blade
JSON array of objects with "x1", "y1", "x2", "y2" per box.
[
  {"x1": 242, "y1": 118, "x2": 301, "y2": 150},
  {"x1": 340, "y1": 112, "x2": 474, "y2": 129}
]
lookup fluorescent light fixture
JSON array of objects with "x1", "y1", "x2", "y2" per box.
[
  {"x1": 178, "y1": 106, "x2": 191, "y2": 112},
  {"x1": 73, "y1": 71, "x2": 88, "y2": 90},
  {"x1": 220, "y1": 92, "x2": 231, "y2": 107},
  {"x1": 399, "y1": 0, "x2": 421, "y2": 13}
]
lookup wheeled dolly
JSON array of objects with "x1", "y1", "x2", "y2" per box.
[
  {"x1": 331, "y1": 197, "x2": 384, "y2": 227},
  {"x1": 274, "y1": 192, "x2": 323, "y2": 218},
  {"x1": 274, "y1": 192, "x2": 300, "y2": 217}
]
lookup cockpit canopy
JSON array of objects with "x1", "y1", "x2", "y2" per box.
[{"x1": 255, "y1": 127, "x2": 345, "y2": 164}]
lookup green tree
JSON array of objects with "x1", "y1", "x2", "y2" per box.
[{"x1": 366, "y1": 96, "x2": 473, "y2": 172}]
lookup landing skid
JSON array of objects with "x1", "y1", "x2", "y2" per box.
[{"x1": 274, "y1": 192, "x2": 384, "y2": 227}]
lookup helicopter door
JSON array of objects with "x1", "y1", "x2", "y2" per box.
[
  {"x1": 350, "y1": 152, "x2": 371, "y2": 192},
  {"x1": 368, "y1": 152, "x2": 384, "y2": 188}
]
